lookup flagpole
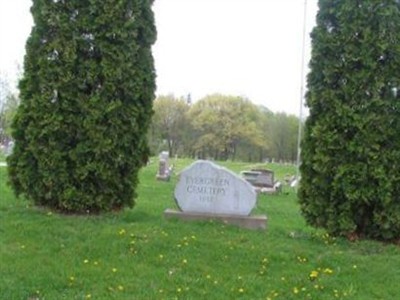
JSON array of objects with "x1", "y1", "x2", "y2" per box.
[{"x1": 295, "y1": 0, "x2": 308, "y2": 190}]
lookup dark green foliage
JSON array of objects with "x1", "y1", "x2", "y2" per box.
[
  {"x1": 299, "y1": 0, "x2": 400, "y2": 241},
  {"x1": 7, "y1": 0, "x2": 156, "y2": 213}
]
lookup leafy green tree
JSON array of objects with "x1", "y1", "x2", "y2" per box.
[
  {"x1": 233, "y1": 105, "x2": 268, "y2": 162},
  {"x1": 8, "y1": 0, "x2": 156, "y2": 213},
  {"x1": 268, "y1": 112, "x2": 299, "y2": 162},
  {"x1": 188, "y1": 94, "x2": 264, "y2": 161},
  {"x1": 150, "y1": 95, "x2": 190, "y2": 156},
  {"x1": 0, "y1": 93, "x2": 19, "y2": 144},
  {"x1": 0, "y1": 76, "x2": 16, "y2": 144},
  {"x1": 299, "y1": 0, "x2": 400, "y2": 241}
]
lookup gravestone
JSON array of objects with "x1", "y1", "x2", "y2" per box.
[
  {"x1": 159, "y1": 151, "x2": 169, "y2": 162},
  {"x1": 241, "y1": 169, "x2": 281, "y2": 194},
  {"x1": 251, "y1": 169, "x2": 274, "y2": 187},
  {"x1": 165, "y1": 160, "x2": 267, "y2": 230},
  {"x1": 156, "y1": 151, "x2": 171, "y2": 181}
]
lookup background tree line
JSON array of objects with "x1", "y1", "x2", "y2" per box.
[
  {"x1": 1, "y1": 87, "x2": 300, "y2": 163},
  {"x1": 149, "y1": 94, "x2": 299, "y2": 163},
  {"x1": 0, "y1": 76, "x2": 19, "y2": 146}
]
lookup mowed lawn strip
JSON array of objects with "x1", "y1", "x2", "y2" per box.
[{"x1": 0, "y1": 159, "x2": 399, "y2": 299}]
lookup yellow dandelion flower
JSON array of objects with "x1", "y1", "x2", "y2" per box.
[
  {"x1": 191, "y1": 235, "x2": 196, "y2": 240},
  {"x1": 214, "y1": 280, "x2": 218, "y2": 284},
  {"x1": 118, "y1": 285, "x2": 124, "y2": 291},
  {"x1": 159, "y1": 254, "x2": 164, "y2": 259},
  {"x1": 182, "y1": 259, "x2": 187, "y2": 264},
  {"x1": 69, "y1": 276, "x2": 75, "y2": 281},
  {"x1": 119, "y1": 229, "x2": 126, "y2": 235},
  {"x1": 177, "y1": 288, "x2": 182, "y2": 293},
  {"x1": 238, "y1": 288, "x2": 244, "y2": 293},
  {"x1": 353, "y1": 265, "x2": 357, "y2": 269},
  {"x1": 93, "y1": 261, "x2": 98, "y2": 266},
  {"x1": 262, "y1": 258, "x2": 268, "y2": 263},
  {"x1": 309, "y1": 270, "x2": 319, "y2": 280},
  {"x1": 206, "y1": 274, "x2": 211, "y2": 279},
  {"x1": 85, "y1": 294, "x2": 91, "y2": 299},
  {"x1": 112, "y1": 268, "x2": 117, "y2": 273},
  {"x1": 324, "y1": 268, "x2": 333, "y2": 274},
  {"x1": 293, "y1": 287, "x2": 299, "y2": 294},
  {"x1": 281, "y1": 277, "x2": 286, "y2": 281},
  {"x1": 84, "y1": 259, "x2": 89, "y2": 264}
]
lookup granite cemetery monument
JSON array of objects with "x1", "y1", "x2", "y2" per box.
[
  {"x1": 164, "y1": 160, "x2": 267, "y2": 230},
  {"x1": 156, "y1": 151, "x2": 172, "y2": 181},
  {"x1": 241, "y1": 169, "x2": 282, "y2": 194}
]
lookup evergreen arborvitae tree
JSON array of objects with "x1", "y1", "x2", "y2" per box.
[
  {"x1": 7, "y1": 0, "x2": 156, "y2": 213},
  {"x1": 299, "y1": 0, "x2": 400, "y2": 241}
]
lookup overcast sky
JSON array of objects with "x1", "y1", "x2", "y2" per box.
[{"x1": 0, "y1": 0, "x2": 318, "y2": 116}]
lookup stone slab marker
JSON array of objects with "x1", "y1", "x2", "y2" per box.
[
  {"x1": 165, "y1": 160, "x2": 267, "y2": 230},
  {"x1": 156, "y1": 151, "x2": 171, "y2": 181}
]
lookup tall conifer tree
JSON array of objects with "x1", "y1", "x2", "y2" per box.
[
  {"x1": 7, "y1": 0, "x2": 156, "y2": 213},
  {"x1": 299, "y1": 0, "x2": 400, "y2": 240}
]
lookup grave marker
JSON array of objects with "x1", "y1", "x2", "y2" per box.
[
  {"x1": 165, "y1": 160, "x2": 267, "y2": 230},
  {"x1": 156, "y1": 151, "x2": 171, "y2": 181}
]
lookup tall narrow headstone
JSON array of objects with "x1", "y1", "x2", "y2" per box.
[{"x1": 156, "y1": 151, "x2": 171, "y2": 181}]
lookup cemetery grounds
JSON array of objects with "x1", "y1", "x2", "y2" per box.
[{"x1": 0, "y1": 156, "x2": 399, "y2": 299}]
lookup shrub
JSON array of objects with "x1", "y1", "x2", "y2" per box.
[
  {"x1": 299, "y1": 0, "x2": 400, "y2": 241},
  {"x1": 7, "y1": 0, "x2": 156, "y2": 213}
]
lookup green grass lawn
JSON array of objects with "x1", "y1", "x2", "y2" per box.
[{"x1": 1, "y1": 159, "x2": 399, "y2": 299}]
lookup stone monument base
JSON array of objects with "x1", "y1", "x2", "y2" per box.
[
  {"x1": 156, "y1": 174, "x2": 170, "y2": 181},
  {"x1": 164, "y1": 209, "x2": 267, "y2": 230}
]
